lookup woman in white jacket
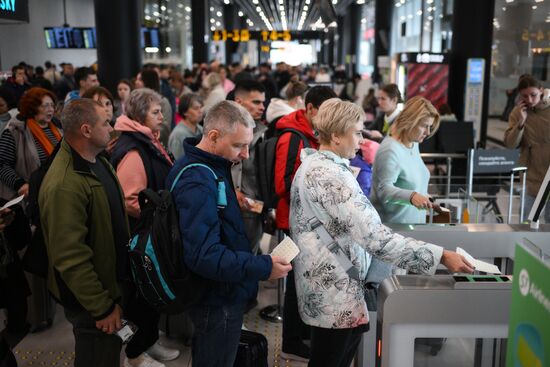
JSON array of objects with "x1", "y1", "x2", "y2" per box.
[{"x1": 289, "y1": 98, "x2": 473, "y2": 367}]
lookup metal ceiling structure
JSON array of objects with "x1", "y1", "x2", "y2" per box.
[{"x1": 209, "y1": 0, "x2": 360, "y2": 31}]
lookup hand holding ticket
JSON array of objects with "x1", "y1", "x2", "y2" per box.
[
  {"x1": 245, "y1": 197, "x2": 264, "y2": 214},
  {"x1": 456, "y1": 247, "x2": 502, "y2": 274},
  {"x1": 0, "y1": 195, "x2": 24, "y2": 211},
  {"x1": 271, "y1": 236, "x2": 300, "y2": 263}
]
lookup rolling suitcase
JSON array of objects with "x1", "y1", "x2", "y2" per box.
[
  {"x1": 233, "y1": 330, "x2": 268, "y2": 367},
  {"x1": 24, "y1": 273, "x2": 56, "y2": 332}
]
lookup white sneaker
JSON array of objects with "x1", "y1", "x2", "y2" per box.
[
  {"x1": 146, "y1": 341, "x2": 180, "y2": 361},
  {"x1": 124, "y1": 353, "x2": 165, "y2": 367}
]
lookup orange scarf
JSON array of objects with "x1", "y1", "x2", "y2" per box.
[{"x1": 27, "y1": 118, "x2": 62, "y2": 156}]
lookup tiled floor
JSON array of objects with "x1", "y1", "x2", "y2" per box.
[{"x1": 4, "y1": 278, "x2": 306, "y2": 367}]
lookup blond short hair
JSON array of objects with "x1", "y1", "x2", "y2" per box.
[
  {"x1": 392, "y1": 96, "x2": 440, "y2": 141},
  {"x1": 204, "y1": 72, "x2": 222, "y2": 89},
  {"x1": 313, "y1": 98, "x2": 365, "y2": 145}
]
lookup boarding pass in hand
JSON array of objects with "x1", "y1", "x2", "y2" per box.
[{"x1": 271, "y1": 236, "x2": 300, "y2": 263}]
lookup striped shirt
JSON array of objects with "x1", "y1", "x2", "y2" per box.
[{"x1": 0, "y1": 126, "x2": 60, "y2": 191}]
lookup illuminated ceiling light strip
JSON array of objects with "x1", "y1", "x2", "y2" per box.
[
  {"x1": 248, "y1": 1, "x2": 272, "y2": 31},
  {"x1": 298, "y1": 0, "x2": 311, "y2": 31},
  {"x1": 279, "y1": 1, "x2": 287, "y2": 30}
]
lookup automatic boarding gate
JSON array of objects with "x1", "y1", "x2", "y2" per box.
[
  {"x1": 375, "y1": 275, "x2": 511, "y2": 367},
  {"x1": 357, "y1": 223, "x2": 550, "y2": 367}
]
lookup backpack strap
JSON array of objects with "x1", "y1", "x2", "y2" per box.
[
  {"x1": 297, "y1": 156, "x2": 361, "y2": 281},
  {"x1": 170, "y1": 163, "x2": 227, "y2": 209},
  {"x1": 279, "y1": 128, "x2": 311, "y2": 149}
]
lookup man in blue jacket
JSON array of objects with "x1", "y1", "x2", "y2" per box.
[{"x1": 166, "y1": 100, "x2": 291, "y2": 367}]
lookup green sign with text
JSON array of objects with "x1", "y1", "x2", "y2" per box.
[{"x1": 506, "y1": 244, "x2": 550, "y2": 367}]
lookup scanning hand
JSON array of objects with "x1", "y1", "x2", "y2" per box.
[{"x1": 440, "y1": 250, "x2": 475, "y2": 274}]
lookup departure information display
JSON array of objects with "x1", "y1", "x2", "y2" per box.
[
  {"x1": 44, "y1": 27, "x2": 160, "y2": 49},
  {"x1": 44, "y1": 27, "x2": 96, "y2": 49},
  {"x1": 212, "y1": 29, "x2": 292, "y2": 42}
]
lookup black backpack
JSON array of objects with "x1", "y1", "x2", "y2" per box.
[
  {"x1": 128, "y1": 163, "x2": 227, "y2": 314},
  {"x1": 255, "y1": 128, "x2": 311, "y2": 211},
  {"x1": 22, "y1": 143, "x2": 62, "y2": 278}
]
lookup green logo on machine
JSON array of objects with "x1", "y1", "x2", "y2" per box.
[{"x1": 507, "y1": 244, "x2": 550, "y2": 367}]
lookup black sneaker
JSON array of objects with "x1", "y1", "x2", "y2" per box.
[{"x1": 281, "y1": 342, "x2": 310, "y2": 362}]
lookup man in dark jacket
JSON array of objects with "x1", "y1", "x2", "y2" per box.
[
  {"x1": 166, "y1": 100, "x2": 291, "y2": 367},
  {"x1": 274, "y1": 85, "x2": 337, "y2": 362},
  {"x1": 4, "y1": 66, "x2": 30, "y2": 105},
  {"x1": 39, "y1": 99, "x2": 129, "y2": 367},
  {"x1": 232, "y1": 80, "x2": 267, "y2": 255}
]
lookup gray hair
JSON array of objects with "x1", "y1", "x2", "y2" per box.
[
  {"x1": 124, "y1": 88, "x2": 163, "y2": 123},
  {"x1": 178, "y1": 93, "x2": 204, "y2": 116},
  {"x1": 61, "y1": 98, "x2": 101, "y2": 134},
  {"x1": 203, "y1": 100, "x2": 255, "y2": 135}
]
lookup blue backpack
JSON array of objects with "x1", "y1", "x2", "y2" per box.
[{"x1": 128, "y1": 163, "x2": 227, "y2": 314}]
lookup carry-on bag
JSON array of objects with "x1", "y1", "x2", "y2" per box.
[{"x1": 233, "y1": 330, "x2": 268, "y2": 367}]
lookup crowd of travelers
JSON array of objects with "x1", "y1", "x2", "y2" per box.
[{"x1": 1, "y1": 58, "x2": 546, "y2": 367}]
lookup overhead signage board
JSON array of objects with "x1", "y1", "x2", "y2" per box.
[
  {"x1": 398, "y1": 52, "x2": 448, "y2": 64},
  {"x1": 506, "y1": 243, "x2": 550, "y2": 367},
  {"x1": 43, "y1": 26, "x2": 159, "y2": 49},
  {"x1": 212, "y1": 29, "x2": 292, "y2": 43},
  {"x1": 0, "y1": 0, "x2": 29, "y2": 23},
  {"x1": 44, "y1": 27, "x2": 97, "y2": 49}
]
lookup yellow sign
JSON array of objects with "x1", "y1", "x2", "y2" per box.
[
  {"x1": 212, "y1": 29, "x2": 250, "y2": 42},
  {"x1": 260, "y1": 45, "x2": 270, "y2": 53},
  {"x1": 211, "y1": 29, "x2": 292, "y2": 43},
  {"x1": 521, "y1": 29, "x2": 550, "y2": 42},
  {"x1": 260, "y1": 30, "x2": 291, "y2": 42}
]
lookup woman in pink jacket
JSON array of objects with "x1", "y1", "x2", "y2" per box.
[{"x1": 110, "y1": 88, "x2": 179, "y2": 367}]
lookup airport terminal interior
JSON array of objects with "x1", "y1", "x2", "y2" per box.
[{"x1": 0, "y1": 0, "x2": 549, "y2": 366}]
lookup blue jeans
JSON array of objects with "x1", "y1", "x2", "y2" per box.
[
  {"x1": 524, "y1": 194, "x2": 550, "y2": 223},
  {"x1": 189, "y1": 303, "x2": 245, "y2": 367}
]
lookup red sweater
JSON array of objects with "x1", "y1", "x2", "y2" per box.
[{"x1": 274, "y1": 109, "x2": 319, "y2": 230}]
